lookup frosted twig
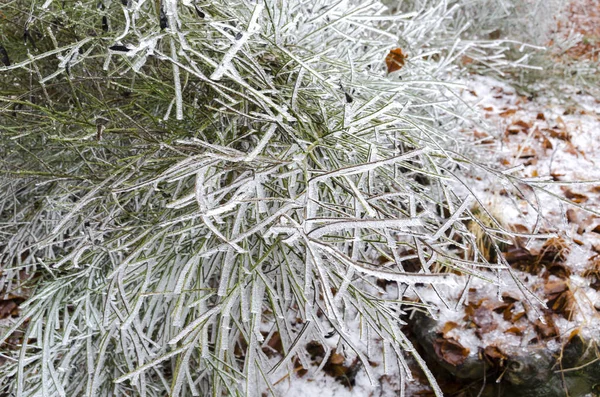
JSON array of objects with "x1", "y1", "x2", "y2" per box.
[
  {"x1": 245, "y1": 122, "x2": 279, "y2": 162},
  {"x1": 210, "y1": 2, "x2": 265, "y2": 81},
  {"x1": 307, "y1": 218, "x2": 422, "y2": 239}
]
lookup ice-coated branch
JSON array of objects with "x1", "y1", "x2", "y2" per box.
[{"x1": 210, "y1": 1, "x2": 265, "y2": 81}]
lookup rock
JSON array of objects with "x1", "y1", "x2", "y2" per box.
[{"x1": 409, "y1": 311, "x2": 600, "y2": 397}]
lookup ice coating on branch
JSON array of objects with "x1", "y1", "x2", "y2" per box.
[
  {"x1": 210, "y1": 2, "x2": 265, "y2": 81},
  {"x1": 307, "y1": 217, "x2": 423, "y2": 238}
]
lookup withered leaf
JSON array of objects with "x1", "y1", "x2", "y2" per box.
[
  {"x1": 0, "y1": 300, "x2": 19, "y2": 319},
  {"x1": 501, "y1": 291, "x2": 521, "y2": 303},
  {"x1": 461, "y1": 56, "x2": 474, "y2": 65},
  {"x1": 583, "y1": 256, "x2": 600, "y2": 290},
  {"x1": 504, "y1": 247, "x2": 536, "y2": 264},
  {"x1": 499, "y1": 108, "x2": 517, "y2": 117},
  {"x1": 325, "y1": 362, "x2": 347, "y2": 377},
  {"x1": 464, "y1": 298, "x2": 485, "y2": 319},
  {"x1": 544, "y1": 263, "x2": 571, "y2": 279},
  {"x1": 385, "y1": 48, "x2": 406, "y2": 73},
  {"x1": 306, "y1": 341, "x2": 325, "y2": 360},
  {"x1": 539, "y1": 133, "x2": 553, "y2": 149},
  {"x1": 505, "y1": 326, "x2": 524, "y2": 336},
  {"x1": 510, "y1": 224, "x2": 529, "y2": 234},
  {"x1": 566, "y1": 209, "x2": 578, "y2": 224},
  {"x1": 293, "y1": 357, "x2": 308, "y2": 378},
  {"x1": 564, "y1": 141, "x2": 581, "y2": 156},
  {"x1": 545, "y1": 279, "x2": 568, "y2": 294},
  {"x1": 329, "y1": 352, "x2": 345, "y2": 365},
  {"x1": 561, "y1": 187, "x2": 588, "y2": 203},
  {"x1": 502, "y1": 303, "x2": 515, "y2": 321},
  {"x1": 504, "y1": 246, "x2": 541, "y2": 274},
  {"x1": 517, "y1": 146, "x2": 536, "y2": 159},
  {"x1": 545, "y1": 280, "x2": 577, "y2": 319},
  {"x1": 492, "y1": 302, "x2": 511, "y2": 314},
  {"x1": 473, "y1": 306, "x2": 497, "y2": 333},
  {"x1": 433, "y1": 337, "x2": 470, "y2": 366},
  {"x1": 548, "y1": 128, "x2": 571, "y2": 141},
  {"x1": 324, "y1": 356, "x2": 361, "y2": 388},
  {"x1": 507, "y1": 126, "x2": 524, "y2": 135},
  {"x1": 512, "y1": 311, "x2": 526, "y2": 322},
  {"x1": 534, "y1": 313, "x2": 558, "y2": 340},
  {"x1": 262, "y1": 332, "x2": 283, "y2": 357},
  {"x1": 507, "y1": 120, "x2": 531, "y2": 135},
  {"x1": 484, "y1": 345, "x2": 507, "y2": 365},
  {"x1": 563, "y1": 106, "x2": 582, "y2": 116},
  {"x1": 441, "y1": 321, "x2": 459, "y2": 337},
  {"x1": 473, "y1": 130, "x2": 492, "y2": 141}
]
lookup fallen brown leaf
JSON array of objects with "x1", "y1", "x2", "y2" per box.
[
  {"x1": 0, "y1": 300, "x2": 19, "y2": 319},
  {"x1": 561, "y1": 187, "x2": 588, "y2": 203},
  {"x1": 534, "y1": 313, "x2": 559, "y2": 340},
  {"x1": 517, "y1": 146, "x2": 536, "y2": 159},
  {"x1": 385, "y1": 48, "x2": 407, "y2": 73},
  {"x1": 473, "y1": 306, "x2": 497, "y2": 333},
  {"x1": 441, "y1": 321, "x2": 459, "y2": 337},
  {"x1": 433, "y1": 337, "x2": 470, "y2": 366},
  {"x1": 484, "y1": 345, "x2": 507, "y2": 368},
  {"x1": 545, "y1": 280, "x2": 577, "y2": 319},
  {"x1": 329, "y1": 352, "x2": 345, "y2": 365},
  {"x1": 505, "y1": 326, "x2": 524, "y2": 336},
  {"x1": 499, "y1": 108, "x2": 517, "y2": 117}
]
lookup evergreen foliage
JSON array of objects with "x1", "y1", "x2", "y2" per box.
[{"x1": 0, "y1": 0, "x2": 559, "y2": 395}]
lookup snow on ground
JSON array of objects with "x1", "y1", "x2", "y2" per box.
[{"x1": 450, "y1": 69, "x2": 600, "y2": 347}]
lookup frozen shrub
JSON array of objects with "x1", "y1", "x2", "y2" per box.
[{"x1": 0, "y1": 0, "x2": 548, "y2": 395}]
